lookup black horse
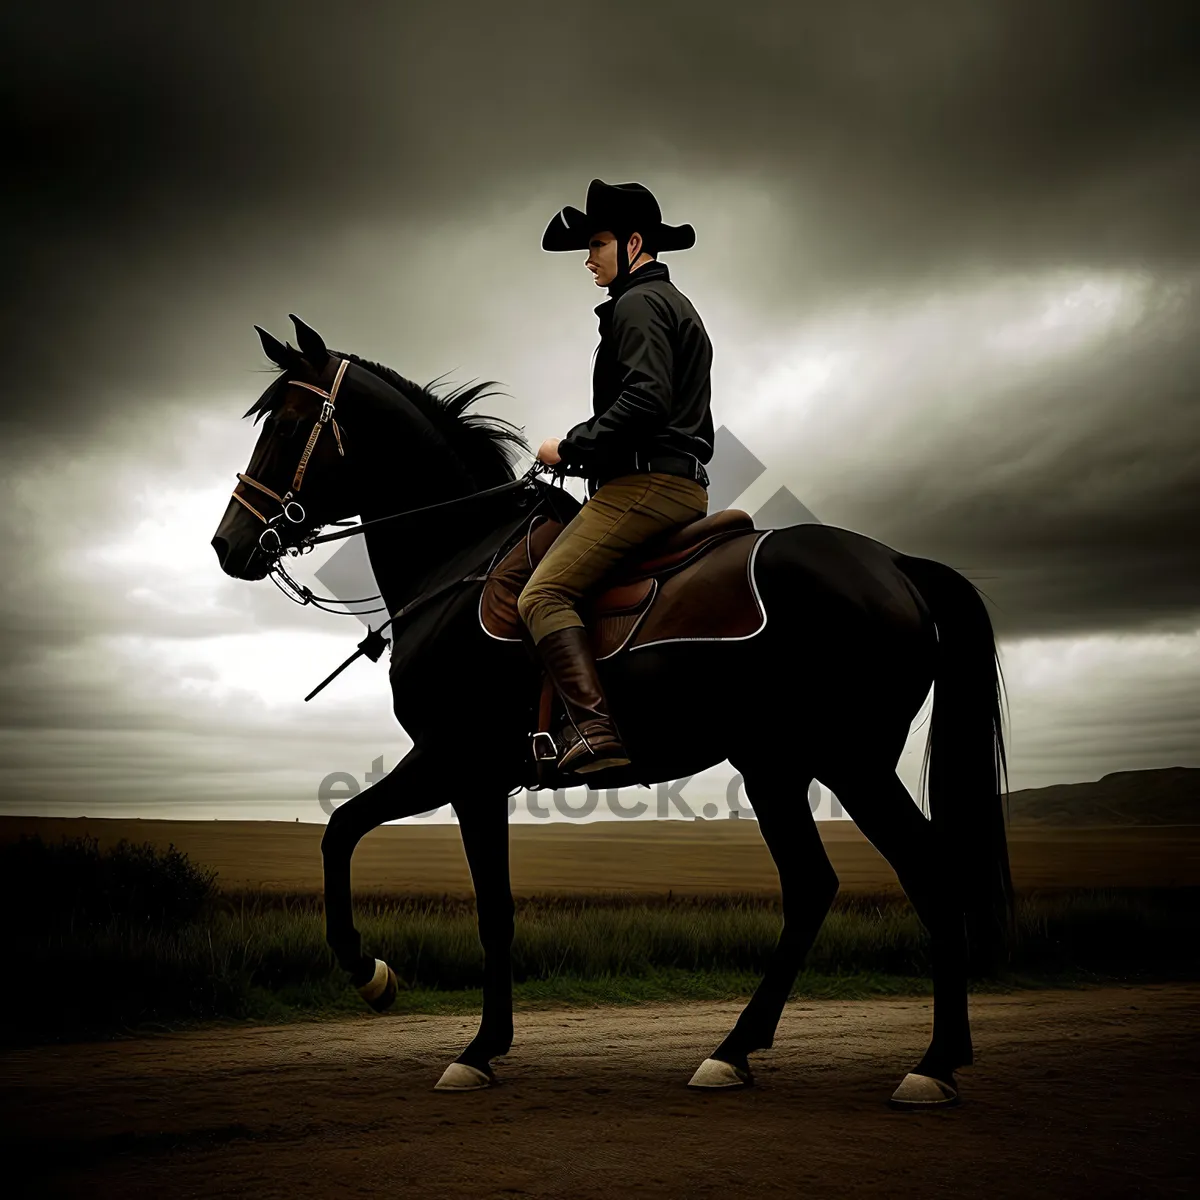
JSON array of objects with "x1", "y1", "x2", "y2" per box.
[{"x1": 210, "y1": 316, "x2": 1016, "y2": 1107}]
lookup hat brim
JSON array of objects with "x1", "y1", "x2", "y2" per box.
[
  {"x1": 542, "y1": 209, "x2": 697, "y2": 253},
  {"x1": 653, "y1": 223, "x2": 697, "y2": 252},
  {"x1": 541, "y1": 206, "x2": 591, "y2": 252}
]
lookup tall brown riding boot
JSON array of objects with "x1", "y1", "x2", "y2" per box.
[{"x1": 533, "y1": 626, "x2": 631, "y2": 774}]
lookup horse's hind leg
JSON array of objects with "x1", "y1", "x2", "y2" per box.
[
  {"x1": 820, "y1": 762, "x2": 972, "y2": 1102},
  {"x1": 690, "y1": 762, "x2": 839, "y2": 1088}
]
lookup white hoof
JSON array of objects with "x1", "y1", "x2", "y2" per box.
[
  {"x1": 433, "y1": 1062, "x2": 494, "y2": 1091},
  {"x1": 687, "y1": 1057, "x2": 752, "y2": 1089},
  {"x1": 356, "y1": 958, "x2": 398, "y2": 1012},
  {"x1": 357, "y1": 958, "x2": 390, "y2": 1003},
  {"x1": 889, "y1": 1072, "x2": 960, "y2": 1108}
]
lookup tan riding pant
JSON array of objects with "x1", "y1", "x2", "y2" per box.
[{"x1": 517, "y1": 472, "x2": 709, "y2": 645}]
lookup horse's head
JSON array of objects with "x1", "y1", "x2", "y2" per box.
[
  {"x1": 212, "y1": 316, "x2": 530, "y2": 583},
  {"x1": 211, "y1": 315, "x2": 360, "y2": 580}
]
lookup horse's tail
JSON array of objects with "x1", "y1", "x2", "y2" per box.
[{"x1": 897, "y1": 554, "x2": 1017, "y2": 975}]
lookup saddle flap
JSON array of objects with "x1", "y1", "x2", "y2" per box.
[
  {"x1": 629, "y1": 531, "x2": 765, "y2": 648},
  {"x1": 526, "y1": 514, "x2": 565, "y2": 569},
  {"x1": 591, "y1": 578, "x2": 654, "y2": 617},
  {"x1": 479, "y1": 524, "x2": 537, "y2": 640}
]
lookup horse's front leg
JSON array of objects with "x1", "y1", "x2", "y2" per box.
[
  {"x1": 433, "y1": 791, "x2": 516, "y2": 1091},
  {"x1": 320, "y1": 744, "x2": 438, "y2": 1007}
]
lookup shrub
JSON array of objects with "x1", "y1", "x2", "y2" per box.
[{"x1": 0, "y1": 834, "x2": 217, "y2": 937}]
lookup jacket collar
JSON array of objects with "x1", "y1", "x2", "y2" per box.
[{"x1": 596, "y1": 259, "x2": 670, "y2": 311}]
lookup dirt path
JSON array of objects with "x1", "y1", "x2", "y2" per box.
[{"x1": 3, "y1": 984, "x2": 1198, "y2": 1198}]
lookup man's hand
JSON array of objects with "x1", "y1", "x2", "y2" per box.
[{"x1": 536, "y1": 437, "x2": 562, "y2": 466}]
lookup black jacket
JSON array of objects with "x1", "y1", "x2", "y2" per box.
[{"x1": 556, "y1": 260, "x2": 714, "y2": 485}]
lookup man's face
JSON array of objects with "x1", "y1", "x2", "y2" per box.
[
  {"x1": 585, "y1": 230, "x2": 649, "y2": 287},
  {"x1": 585, "y1": 231, "x2": 619, "y2": 287}
]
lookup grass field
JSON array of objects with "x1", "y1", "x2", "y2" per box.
[
  {"x1": 10, "y1": 883, "x2": 1200, "y2": 1042},
  {"x1": 4, "y1": 818, "x2": 1197, "y2": 1044},
  {"x1": 3, "y1": 815, "x2": 1198, "y2": 893}
]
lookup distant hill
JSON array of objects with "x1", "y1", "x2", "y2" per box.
[{"x1": 1004, "y1": 767, "x2": 1200, "y2": 827}]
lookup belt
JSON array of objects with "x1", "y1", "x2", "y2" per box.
[{"x1": 591, "y1": 451, "x2": 709, "y2": 491}]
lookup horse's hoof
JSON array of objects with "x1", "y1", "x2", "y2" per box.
[
  {"x1": 888, "y1": 1072, "x2": 961, "y2": 1109},
  {"x1": 434, "y1": 1062, "x2": 495, "y2": 1091},
  {"x1": 356, "y1": 958, "x2": 398, "y2": 1013},
  {"x1": 687, "y1": 1057, "x2": 753, "y2": 1089}
]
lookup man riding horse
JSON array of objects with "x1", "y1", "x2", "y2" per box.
[{"x1": 520, "y1": 179, "x2": 716, "y2": 777}]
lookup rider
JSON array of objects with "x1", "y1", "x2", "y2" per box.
[{"x1": 517, "y1": 179, "x2": 715, "y2": 776}]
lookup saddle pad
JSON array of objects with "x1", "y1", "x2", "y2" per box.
[
  {"x1": 625, "y1": 529, "x2": 769, "y2": 652},
  {"x1": 478, "y1": 515, "x2": 769, "y2": 657}
]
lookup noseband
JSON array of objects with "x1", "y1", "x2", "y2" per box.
[{"x1": 231, "y1": 357, "x2": 349, "y2": 554}]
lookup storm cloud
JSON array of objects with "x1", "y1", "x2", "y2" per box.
[
  {"x1": 1, "y1": 0, "x2": 1197, "y2": 813},
  {"x1": 6, "y1": 0, "x2": 1199, "y2": 436}
]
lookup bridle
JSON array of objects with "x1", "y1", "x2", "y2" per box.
[
  {"x1": 226, "y1": 353, "x2": 567, "y2": 696},
  {"x1": 231, "y1": 356, "x2": 350, "y2": 557}
]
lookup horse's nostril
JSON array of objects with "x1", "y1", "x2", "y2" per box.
[{"x1": 211, "y1": 535, "x2": 230, "y2": 566}]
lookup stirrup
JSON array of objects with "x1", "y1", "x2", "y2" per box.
[
  {"x1": 528, "y1": 729, "x2": 559, "y2": 789},
  {"x1": 529, "y1": 730, "x2": 558, "y2": 763}
]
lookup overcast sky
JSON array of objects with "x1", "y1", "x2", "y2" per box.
[{"x1": 2, "y1": 0, "x2": 1197, "y2": 823}]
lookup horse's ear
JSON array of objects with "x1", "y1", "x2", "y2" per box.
[
  {"x1": 289, "y1": 314, "x2": 329, "y2": 370},
  {"x1": 255, "y1": 325, "x2": 297, "y2": 369}
]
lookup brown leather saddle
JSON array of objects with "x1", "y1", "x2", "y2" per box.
[{"x1": 479, "y1": 508, "x2": 770, "y2": 783}]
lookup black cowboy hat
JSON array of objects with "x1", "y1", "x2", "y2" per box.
[{"x1": 541, "y1": 179, "x2": 696, "y2": 253}]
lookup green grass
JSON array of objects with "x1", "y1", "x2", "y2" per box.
[
  {"x1": 4, "y1": 836, "x2": 1197, "y2": 1043},
  {"x1": 9, "y1": 886, "x2": 1198, "y2": 1044}
]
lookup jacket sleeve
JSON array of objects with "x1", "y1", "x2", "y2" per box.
[{"x1": 557, "y1": 290, "x2": 675, "y2": 470}]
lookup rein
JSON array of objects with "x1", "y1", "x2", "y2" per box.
[
  {"x1": 307, "y1": 471, "x2": 545, "y2": 546},
  {"x1": 264, "y1": 468, "x2": 547, "y2": 618},
  {"x1": 302, "y1": 476, "x2": 553, "y2": 702}
]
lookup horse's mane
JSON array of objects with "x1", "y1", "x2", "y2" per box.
[{"x1": 245, "y1": 352, "x2": 527, "y2": 488}]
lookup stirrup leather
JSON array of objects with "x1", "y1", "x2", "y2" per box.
[{"x1": 528, "y1": 673, "x2": 560, "y2": 787}]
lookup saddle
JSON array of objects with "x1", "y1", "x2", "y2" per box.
[{"x1": 479, "y1": 509, "x2": 769, "y2": 784}]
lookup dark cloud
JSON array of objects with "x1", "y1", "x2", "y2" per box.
[
  {"x1": 822, "y1": 277, "x2": 1200, "y2": 638},
  {"x1": 8, "y1": 2, "x2": 1199, "y2": 231},
  {"x1": 4, "y1": 0, "x2": 1199, "y2": 441},
  {"x1": 1, "y1": 1, "x2": 1198, "y2": 801}
]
